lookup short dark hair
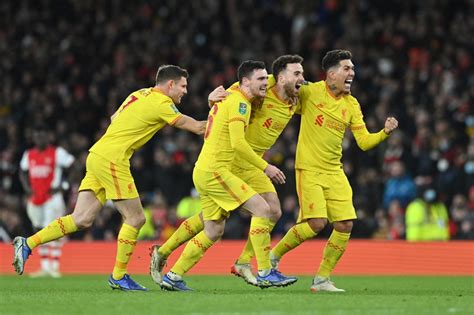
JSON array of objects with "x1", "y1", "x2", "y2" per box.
[
  {"x1": 155, "y1": 65, "x2": 189, "y2": 85},
  {"x1": 237, "y1": 60, "x2": 266, "y2": 83},
  {"x1": 322, "y1": 50, "x2": 352, "y2": 72},
  {"x1": 272, "y1": 54, "x2": 304, "y2": 81}
]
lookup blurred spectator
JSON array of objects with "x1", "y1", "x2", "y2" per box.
[
  {"x1": 223, "y1": 212, "x2": 248, "y2": 240},
  {"x1": 372, "y1": 208, "x2": 390, "y2": 240},
  {"x1": 405, "y1": 187, "x2": 449, "y2": 241},
  {"x1": 138, "y1": 205, "x2": 156, "y2": 241},
  {"x1": 273, "y1": 195, "x2": 299, "y2": 238},
  {"x1": 0, "y1": 190, "x2": 31, "y2": 239},
  {"x1": 352, "y1": 167, "x2": 383, "y2": 216},
  {"x1": 160, "y1": 206, "x2": 180, "y2": 241},
  {"x1": 149, "y1": 193, "x2": 170, "y2": 240},
  {"x1": 0, "y1": 209, "x2": 23, "y2": 241},
  {"x1": 176, "y1": 188, "x2": 201, "y2": 219},
  {"x1": 383, "y1": 130, "x2": 415, "y2": 176},
  {"x1": 351, "y1": 207, "x2": 378, "y2": 238},
  {"x1": 383, "y1": 161, "x2": 417, "y2": 209},
  {"x1": 450, "y1": 193, "x2": 474, "y2": 239},
  {"x1": 411, "y1": 125, "x2": 437, "y2": 187},
  {"x1": 387, "y1": 200, "x2": 406, "y2": 240},
  {"x1": 131, "y1": 153, "x2": 155, "y2": 196}
]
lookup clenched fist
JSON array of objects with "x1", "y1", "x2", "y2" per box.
[{"x1": 384, "y1": 116, "x2": 398, "y2": 135}]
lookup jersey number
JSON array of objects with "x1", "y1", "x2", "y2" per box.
[
  {"x1": 204, "y1": 105, "x2": 219, "y2": 139},
  {"x1": 120, "y1": 95, "x2": 138, "y2": 112}
]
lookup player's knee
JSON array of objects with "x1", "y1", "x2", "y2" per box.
[
  {"x1": 259, "y1": 201, "x2": 271, "y2": 217},
  {"x1": 256, "y1": 197, "x2": 270, "y2": 211},
  {"x1": 333, "y1": 220, "x2": 353, "y2": 233},
  {"x1": 137, "y1": 215, "x2": 146, "y2": 229},
  {"x1": 129, "y1": 213, "x2": 146, "y2": 229},
  {"x1": 269, "y1": 204, "x2": 282, "y2": 223},
  {"x1": 204, "y1": 225, "x2": 224, "y2": 241},
  {"x1": 308, "y1": 218, "x2": 327, "y2": 233},
  {"x1": 73, "y1": 214, "x2": 94, "y2": 229}
]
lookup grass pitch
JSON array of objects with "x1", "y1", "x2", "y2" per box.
[{"x1": 0, "y1": 275, "x2": 472, "y2": 315}]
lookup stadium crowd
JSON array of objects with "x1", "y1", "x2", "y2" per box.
[{"x1": 0, "y1": 0, "x2": 472, "y2": 242}]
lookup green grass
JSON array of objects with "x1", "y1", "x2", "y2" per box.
[{"x1": 0, "y1": 275, "x2": 472, "y2": 315}]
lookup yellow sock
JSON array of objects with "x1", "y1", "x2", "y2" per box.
[
  {"x1": 249, "y1": 217, "x2": 273, "y2": 271},
  {"x1": 112, "y1": 224, "x2": 139, "y2": 280},
  {"x1": 171, "y1": 231, "x2": 214, "y2": 276},
  {"x1": 237, "y1": 221, "x2": 275, "y2": 264},
  {"x1": 26, "y1": 215, "x2": 78, "y2": 250},
  {"x1": 271, "y1": 221, "x2": 316, "y2": 259},
  {"x1": 160, "y1": 213, "x2": 203, "y2": 257},
  {"x1": 317, "y1": 230, "x2": 351, "y2": 278}
]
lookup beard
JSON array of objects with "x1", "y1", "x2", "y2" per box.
[{"x1": 284, "y1": 82, "x2": 297, "y2": 98}]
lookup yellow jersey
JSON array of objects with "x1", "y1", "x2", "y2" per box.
[
  {"x1": 195, "y1": 89, "x2": 267, "y2": 171},
  {"x1": 297, "y1": 80, "x2": 388, "y2": 173},
  {"x1": 90, "y1": 88, "x2": 182, "y2": 164},
  {"x1": 232, "y1": 84, "x2": 299, "y2": 169}
]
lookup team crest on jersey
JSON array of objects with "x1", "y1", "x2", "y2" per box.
[
  {"x1": 315, "y1": 114, "x2": 324, "y2": 126},
  {"x1": 239, "y1": 102, "x2": 247, "y2": 115},
  {"x1": 170, "y1": 104, "x2": 180, "y2": 113},
  {"x1": 262, "y1": 118, "x2": 273, "y2": 129},
  {"x1": 341, "y1": 108, "x2": 347, "y2": 120}
]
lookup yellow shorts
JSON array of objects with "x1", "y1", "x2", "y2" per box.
[
  {"x1": 296, "y1": 169, "x2": 356, "y2": 223},
  {"x1": 193, "y1": 168, "x2": 257, "y2": 221},
  {"x1": 79, "y1": 153, "x2": 139, "y2": 205},
  {"x1": 231, "y1": 165, "x2": 276, "y2": 194}
]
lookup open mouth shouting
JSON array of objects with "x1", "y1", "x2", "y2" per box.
[
  {"x1": 294, "y1": 80, "x2": 306, "y2": 94},
  {"x1": 344, "y1": 79, "x2": 353, "y2": 89}
]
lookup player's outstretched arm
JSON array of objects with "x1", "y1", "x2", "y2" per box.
[
  {"x1": 174, "y1": 115, "x2": 207, "y2": 135},
  {"x1": 351, "y1": 116, "x2": 398, "y2": 151}
]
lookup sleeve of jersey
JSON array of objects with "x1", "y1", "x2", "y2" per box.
[
  {"x1": 227, "y1": 82, "x2": 239, "y2": 92},
  {"x1": 228, "y1": 103, "x2": 268, "y2": 170},
  {"x1": 350, "y1": 99, "x2": 389, "y2": 151},
  {"x1": 20, "y1": 152, "x2": 29, "y2": 170},
  {"x1": 158, "y1": 101, "x2": 183, "y2": 125},
  {"x1": 267, "y1": 75, "x2": 276, "y2": 89},
  {"x1": 294, "y1": 99, "x2": 302, "y2": 115},
  {"x1": 351, "y1": 126, "x2": 389, "y2": 151},
  {"x1": 56, "y1": 147, "x2": 75, "y2": 167},
  {"x1": 295, "y1": 83, "x2": 311, "y2": 115}
]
